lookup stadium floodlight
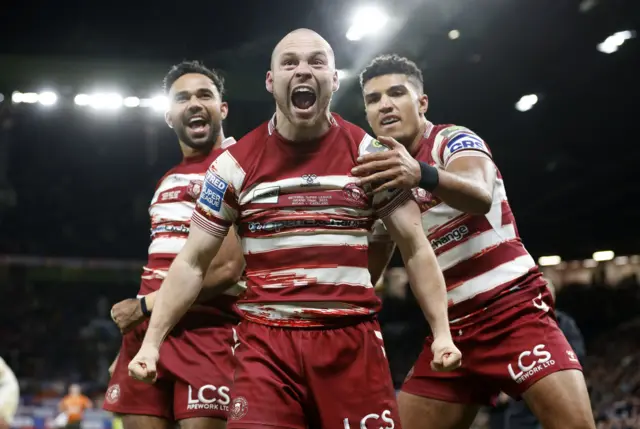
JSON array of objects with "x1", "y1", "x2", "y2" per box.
[
  {"x1": 597, "y1": 30, "x2": 635, "y2": 54},
  {"x1": 515, "y1": 94, "x2": 538, "y2": 112},
  {"x1": 346, "y1": 6, "x2": 389, "y2": 41},
  {"x1": 538, "y1": 255, "x2": 561, "y2": 267},
  {"x1": 88, "y1": 93, "x2": 123, "y2": 110},
  {"x1": 592, "y1": 250, "x2": 614, "y2": 262},
  {"x1": 38, "y1": 91, "x2": 58, "y2": 106},
  {"x1": 149, "y1": 95, "x2": 169, "y2": 112},
  {"x1": 12, "y1": 92, "x2": 39, "y2": 104},
  {"x1": 123, "y1": 96, "x2": 141, "y2": 108},
  {"x1": 74, "y1": 94, "x2": 91, "y2": 106},
  {"x1": 448, "y1": 30, "x2": 460, "y2": 40}
]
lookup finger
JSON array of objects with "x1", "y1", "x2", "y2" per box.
[
  {"x1": 352, "y1": 158, "x2": 397, "y2": 175},
  {"x1": 372, "y1": 178, "x2": 403, "y2": 194},
  {"x1": 356, "y1": 170, "x2": 399, "y2": 186},
  {"x1": 378, "y1": 136, "x2": 402, "y2": 148},
  {"x1": 356, "y1": 151, "x2": 392, "y2": 164}
]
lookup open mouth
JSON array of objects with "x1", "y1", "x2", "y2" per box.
[
  {"x1": 380, "y1": 116, "x2": 400, "y2": 126},
  {"x1": 291, "y1": 86, "x2": 317, "y2": 110},
  {"x1": 187, "y1": 115, "x2": 209, "y2": 133}
]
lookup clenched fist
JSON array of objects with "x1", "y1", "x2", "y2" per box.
[
  {"x1": 128, "y1": 345, "x2": 159, "y2": 384},
  {"x1": 430, "y1": 336, "x2": 462, "y2": 372},
  {"x1": 110, "y1": 298, "x2": 146, "y2": 334}
]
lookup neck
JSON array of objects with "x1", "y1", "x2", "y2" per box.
[
  {"x1": 275, "y1": 108, "x2": 332, "y2": 142},
  {"x1": 179, "y1": 132, "x2": 225, "y2": 159},
  {"x1": 406, "y1": 118, "x2": 429, "y2": 155}
]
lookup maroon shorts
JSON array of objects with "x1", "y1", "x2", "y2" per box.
[
  {"x1": 226, "y1": 318, "x2": 401, "y2": 429},
  {"x1": 103, "y1": 311, "x2": 237, "y2": 421},
  {"x1": 402, "y1": 289, "x2": 583, "y2": 406}
]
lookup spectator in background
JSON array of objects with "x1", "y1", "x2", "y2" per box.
[
  {"x1": 498, "y1": 278, "x2": 586, "y2": 429},
  {"x1": 58, "y1": 384, "x2": 92, "y2": 429}
]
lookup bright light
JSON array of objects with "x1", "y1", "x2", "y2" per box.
[
  {"x1": 515, "y1": 94, "x2": 538, "y2": 112},
  {"x1": 13, "y1": 92, "x2": 39, "y2": 104},
  {"x1": 592, "y1": 250, "x2": 615, "y2": 262},
  {"x1": 538, "y1": 255, "x2": 561, "y2": 267},
  {"x1": 123, "y1": 97, "x2": 141, "y2": 108},
  {"x1": 74, "y1": 94, "x2": 91, "y2": 106},
  {"x1": 38, "y1": 91, "x2": 58, "y2": 106},
  {"x1": 346, "y1": 6, "x2": 389, "y2": 41},
  {"x1": 448, "y1": 30, "x2": 460, "y2": 40},
  {"x1": 88, "y1": 93, "x2": 123, "y2": 110},
  {"x1": 12, "y1": 92, "x2": 23, "y2": 104},
  {"x1": 337, "y1": 69, "x2": 351, "y2": 80},
  {"x1": 149, "y1": 95, "x2": 169, "y2": 112},
  {"x1": 597, "y1": 30, "x2": 635, "y2": 54}
]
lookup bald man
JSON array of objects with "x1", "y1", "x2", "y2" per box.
[{"x1": 128, "y1": 28, "x2": 460, "y2": 429}]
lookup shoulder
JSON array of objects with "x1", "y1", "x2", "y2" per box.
[
  {"x1": 431, "y1": 124, "x2": 491, "y2": 166},
  {"x1": 331, "y1": 114, "x2": 375, "y2": 155}
]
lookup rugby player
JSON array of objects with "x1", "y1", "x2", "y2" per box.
[
  {"x1": 353, "y1": 54, "x2": 594, "y2": 429},
  {"x1": 129, "y1": 29, "x2": 461, "y2": 429},
  {"x1": 0, "y1": 357, "x2": 19, "y2": 429},
  {"x1": 104, "y1": 60, "x2": 245, "y2": 429}
]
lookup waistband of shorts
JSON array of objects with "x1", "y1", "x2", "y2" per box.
[{"x1": 241, "y1": 313, "x2": 378, "y2": 330}]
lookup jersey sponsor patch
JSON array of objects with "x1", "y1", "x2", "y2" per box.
[
  {"x1": 446, "y1": 133, "x2": 487, "y2": 155},
  {"x1": 360, "y1": 134, "x2": 388, "y2": 155},
  {"x1": 199, "y1": 171, "x2": 228, "y2": 212}
]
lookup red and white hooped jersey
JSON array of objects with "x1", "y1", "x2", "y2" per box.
[
  {"x1": 140, "y1": 137, "x2": 243, "y2": 318},
  {"x1": 192, "y1": 114, "x2": 414, "y2": 327},
  {"x1": 371, "y1": 122, "x2": 546, "y2": 323}
]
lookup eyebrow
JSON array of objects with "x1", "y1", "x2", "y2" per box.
[
  {"x1": 173, "y1": 88, "x2": 215, "y2": 98},
  {"x1": 280, "y1": 50, "x2": 328, "y2": 59},
  {"x1": 364, "y1": 84, "x2": 407, "y2": 98}
]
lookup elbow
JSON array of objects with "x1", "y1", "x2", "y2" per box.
[
  {"x1": 221, "y1": 259, "x2": 245, "y2": 285},
  {"x1": 466, "y1": 191, "x2": 492, "y2": 215}
]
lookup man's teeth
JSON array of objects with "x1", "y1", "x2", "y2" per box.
[
  {"x1": 382, "y1": 117, "x2": 399, "y2": 125},
  {"x1": 293, "y1": 87, "x2": 314, "y2": 94}
]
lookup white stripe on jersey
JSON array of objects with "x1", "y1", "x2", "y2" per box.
[
  {"x1": 421, "y1": 203, "x2": 465, "y2": 233},
  {"x1": 148, "y1": 236, "x2": 187, "y2": 255},
  {"x1": 150, "y1": 202, "x2": 195, "y2": 223},
  {"x1": 239, "y1": 175, "x2": 358, "y2": 205},
  {"x1": 438, "y1": 223, "x2": 517, "y2": 271},
  {"x1": 238, "y1": 301, "x2": 373, "y2": 321},
  {"x1": 242, "y1": 233, "x2": 368, "y2": 254},
  {"x1": 151, "y1": 173, "x2": 204, "y2": 203},
  {"x1": 257, "y1": 266, "x2": 372, "y2": 288},
  {"x1": 211, "y1": 150, "x2": 246, "y2": 193},
  {"x1": 447, "y1": 254, "x2": 536, "y2": 305}
]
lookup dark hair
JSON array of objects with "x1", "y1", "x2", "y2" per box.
[
  {"x1": 162, "y1": 60, "x2": 225, "y2": 97},
  {"x1": 359, "y1": 54, "x2": 424, "y2": 91}
]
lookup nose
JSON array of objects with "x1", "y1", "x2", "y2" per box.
[
  {"x1": 378, "y1": 95, "x2": 393, "y2": 113},
  {"x1": 186, "y1": 95, "x2": 204, "y2": 112},
  {"x1": 295, "y1": 62, "x2": 313, "y2": 80}
]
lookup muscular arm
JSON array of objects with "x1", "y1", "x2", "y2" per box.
[
  {"x1": 432, "y1": 155, "x2": 495, "y2": 215},
  {"x1": 383, "y1": 199, "x2": 450, "y2": 339},
  {"x1": 145, "y1": 227, "x2": 244, "y2": 310},
  {"x1": 142, "y1": 224, "x2": 225, "y2": 349}
]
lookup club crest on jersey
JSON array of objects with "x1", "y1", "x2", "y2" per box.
[
  {"x1": 198, "y1": 171, "x2": 228, "y2": 213},
  {"x1": 412, "y1": 187, "x2": 440, "y2": 210},
  {"x1": 187, "y1": 179, "x2": 203, "y2": 199},
  {"x1": 343, "y1": 182, "x2": 367, "y2": 205}
]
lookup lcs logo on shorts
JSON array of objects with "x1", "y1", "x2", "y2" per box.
[
  {"x1": 198, "y1": 171, "x2": 228, "y2": 212},
  {"x1": 186, "y1": 385, "x2": 231, "y2": 411},
  {"x1": 507, "y1": 344, "x2": 555, "y2": 384},
  {"x1": 343, "y1": 410, "x2": 395, "y2": 429},
  {"x1": 446, "y1": 134, "x2": 486, "y2": 155}
]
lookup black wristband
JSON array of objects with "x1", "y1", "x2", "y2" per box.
[
  {"x1": 418, "y1": 161, "x2": 440, "y2": 191},
  {"x1": 140, "y1": 296, "x2": 151, "y2": 317}
]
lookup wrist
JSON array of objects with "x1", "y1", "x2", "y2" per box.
[
  {"x1": 418, "y1": 161, "x2": 439, "y2": 191},
  {"x1": 431, "y1": 326, "x2": 452, "y2": 341},
  {"x1": 139, "y1": 296, "x2": 152, "y2": 318}
]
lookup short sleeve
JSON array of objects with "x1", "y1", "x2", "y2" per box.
[
  {"x1": 431, "y1": 126, "x2": 492, "y2": 169},
  {"x1": 191, "y1": 150, "x2": 245, "y2": 237},
  {"x1": 358, "y1": 133, "x2": 413, "y2": 219}
]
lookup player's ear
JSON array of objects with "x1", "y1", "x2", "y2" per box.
[
  {"x1": 220, "y1": 101, "x2": 229, "y2": 121},
  {"x1": 418, "y1": 94, "x2": 429, "y2": 115},
  {"x1": 164, "y1": 110, "x2": 173, "y2": 129},
  {"x1": 332, "y1": 70, "x2": 340, "y2": 93},
  {"x1": 265, "y1": 71, "x2": 274, "y2": 94}
]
